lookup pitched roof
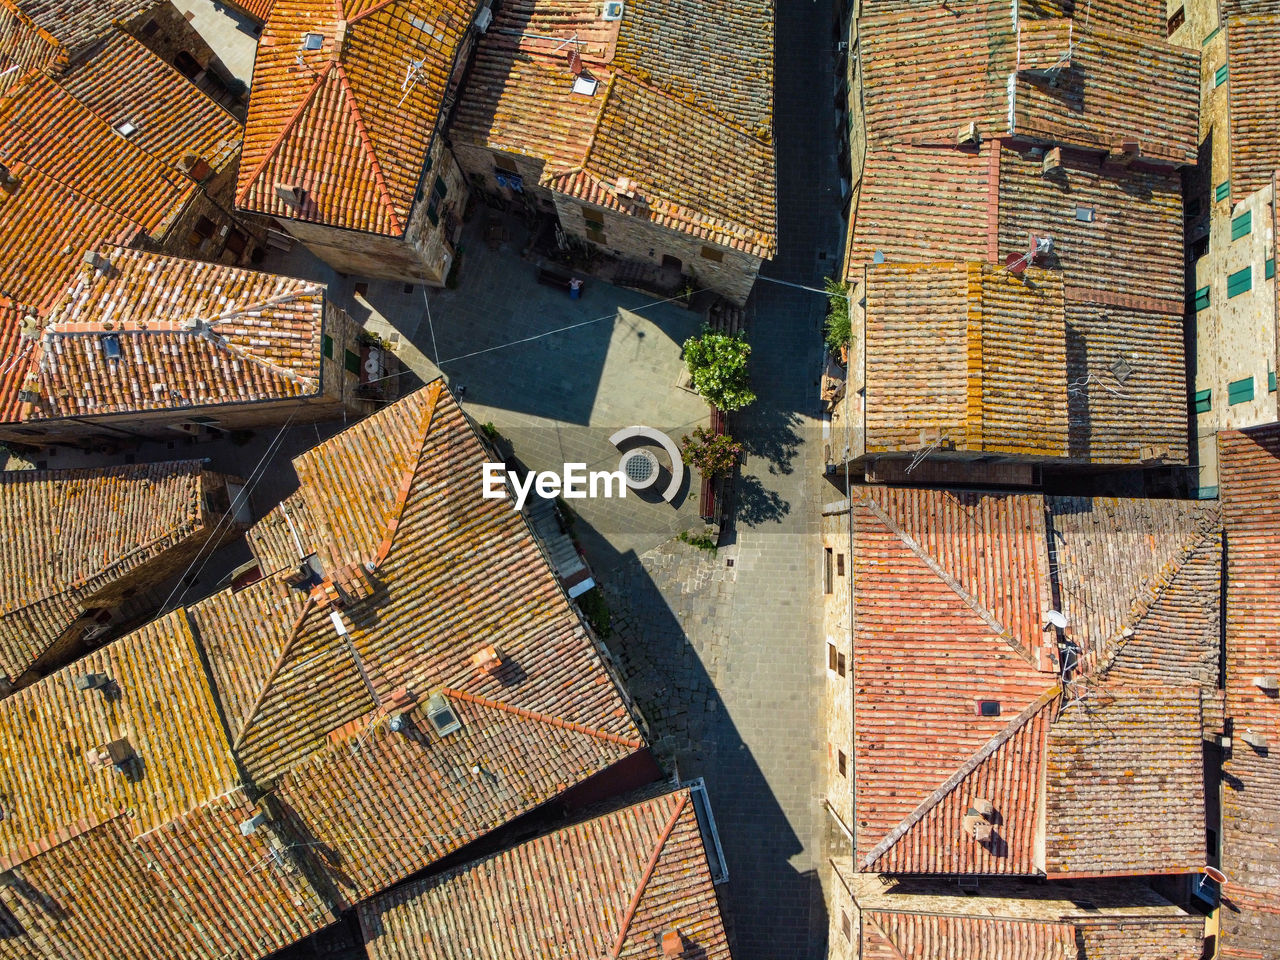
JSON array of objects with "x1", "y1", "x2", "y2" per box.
[
  {"x1": 1216, "y1": 426, "x2": 1280, "y2": 960},
  {"x1": 237, "y1": 0, "x2": 477, "y2": 233},
  {"x1": 0, "y1": 0, "x2": 157, "y2": 69},
  {"x1": 0, "y1": 47, "x2": 242, "y2": 311},
  {"x1": 9, "y1": 246, "x2": 326, "y2": 422},
  {"x1": 453, "y1": 0, "x2": 776, "y2": 257},
  {"x1": 857, "y1": 6, "x2": 1198, "y2": 165},
  {"x1": 848, "y1": 873, "x2": 1205, "y2": 960},
  {"x1": 849, "y1": 487, "x2": 1220, "y2": 877},
  {"x1": 0, "y1": 460, "x2": 208, "y2": 680},
  {"x1": 860, "y1": 262, "x2": 1069, "y2": 458},
  {"x1": 1225, "y1": 12, "x2": 1280, "y2": 204},
  {"x1": 359, "y1": 788, "x2": 731, "y2": 960},
  {"x1": 0, "y1": 381, "x2": 645, "y2": 958}
]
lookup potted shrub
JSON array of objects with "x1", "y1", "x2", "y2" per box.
[{"x1": 681, "y1": 329, "x2": 756, "y2": 411}]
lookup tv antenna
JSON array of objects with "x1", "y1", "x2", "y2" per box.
[
  {"x1": 397, "y1": 56, "x2": 428, "y2": 107},
  {"x1": 1005, "y1": 233, "x2": 1053, "y2": 275}
]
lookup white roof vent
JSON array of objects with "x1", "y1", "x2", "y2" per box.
[
  {"x1": 113, "y1": 119, "x2": 137, "y2": 138},
  {"x1": 572, "y1": 74, "x2": 598, "y2": 96},
  {"x1": 601, "y1": 0, "x2": 624, "y2": 19},
  {"x1": 239, "y1": 812, "x2": 269, "y2": 836},
  {"x1": 475, "y1": 5, "x2": 492, "y2": 31}
]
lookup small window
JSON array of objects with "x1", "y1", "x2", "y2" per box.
[
  {"x1": 354, "y1": 282, "x2": 369, "y2": 297},
  {"x1": 1194, "y1": 285, "x2": 1211, "y2": 311},
  {"x1": 493, "y1": 154, "x2": 518, "y2": 173},
  {"x1": 425, "y1": 692, "x2": 463, "y2": 737},
  {"x1": 303, "y1": 32, "x2": 324, "y2": 49},
  {"x1": 1228, "y1": 376, "x2": 1255, "y2": 405},
  {"x1": 837, "y1": 750, "x2": 847, "y2": 777},
  {"x1": 1187, "y1": 195, "x2": 1203, "y2": 219},
  {"x1": 193, "y1": 216, "x2": 216, "y2": 240},
  {"x1": 581, "y1": 206, "x2": 604, "y2": 228},
  {"x1": 827, "y1": 642, "x2": 839, "y2": 672},
  {"x1": 824, "y1": 547, "x2": 833, "y2": 594},
  {"x1": 432, "y1": 175, "x2": 447, "y2": 201},
  {"x1": 1167, "y1": 6, "x2": 1185, "y2": 34},
  {"x1": 837, "y1": 652, "x2": 847, "y2": 677},
  {"x1": 1267, "y1": 257, "x2": 1275, "y2": 279},
  {"x1": 1206, "y1": 827, "x2": 1218, "y2": 857},
  {"x1": 1270, "y1": 370, "x2": 1276, "y2": 392},
  {"x1": 841, "y1": 911, "x2": 852, "y2": 942},
  {"x1": 700, "y1": 245, "x2": 724, "y2": 262},
  {"x1": 1232, "y1": 210, "x2": 1252, "y2": 240},
  {"x1": 836, "y1": 553, "x2": 845, "y2": 577},
  {"x1": 173, "y1": 50, "x2": 202, "y2": 79},
  {"x1": 322, "y1": 334, "x2": 333, "y2": 359},
  {"x1": 344, "y1": 349, "x2": 361, "y2": 375},
  {"x1": 585, "y1": 226, "x2": 605, "y2": 243},
  {"x1": 141, "y1": 18, "x2": 159, "y2": 35},
  {"x1": 1216, "y1": 181, "x2": 1230, "y2": 203},
  {"x1": 1194, "y1": 388, "x2": 1212, "y2": 414},
  {"x1": 113, "y1": 119, "x2": 138, "y2": 138},
  {"x1": 978, "y1": 700, "x2": 1001, "y2": 717},
  {"x1": 427, "y1": 202, "x2": 440, "y2": 227},
  {"x1": 1073, "y1": 205, "x2": 1095, "y2": 222},
  {"x1": 1215, "y1": 64, "x2": 1228, "y2": 86},
  {"x1": 1227, "y1": 266, "x2": 1252, "y2": 298}
]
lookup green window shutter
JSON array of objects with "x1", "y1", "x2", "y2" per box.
[
  {"x1": 1228, "y1": 376, "x2": 1255, "y2": 404},
  {"x1": 1270, "y1": 370, "x2": 1277, "y2": 392},
  {"x1": 1215, "y1": 64, "x2": 1228, "y2": 86},
  {"x1": 1203, "y1": 25, "x2": 1220, "y2": 44},
  {"x1": 322, "y1": 334, "x2": 333, "y2": 359},
  {"x1": 1198, "y1": 485, "x2": 1219, "y2": 500},
  {"x1": 427, "y1": 203, "x2": 440, "y2": 226},
  {"x1": 344, "y1": 349, "x2": 361, "y2": 375},
  {"x1": 1194, "y1": 285, "x2": 1211, "y2": 310},
  {"x1": 1228, "y1": 266, "x2": 1253, "y2": 297},
  {"x1": 1216, "y1": 181, "x2": 1230, "y2": 202},
  {"x1": 1232, "y1": 210, "x2": 1252, "y2": 240},
  {"x1": 433, "y1": 175, "x2": 447, "y2": 200},
  {"x1": 1267, "y1": 257, "x2": 1275, "y2": 279},
  {"x1": 1194, "y1": 388, "x2": 1212, "y2": 414},
  {"x1": 424, "y1": 153, "x2": 433, "y2": 172}
]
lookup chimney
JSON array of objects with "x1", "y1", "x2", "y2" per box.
[
  {"x1": 1251, "y1": 675, "x2": 1279, "y2": 693},
  {"x1": 1041, "y1": 146, "x2": 1063, "y2": 176},
  {"x1": 473, "y1": 645, "x2": 503, "y2": 676},
  {"x1": 0, "y1": 163, "x2": 17, "y2": 189},
  {"x1": 1109, "y1": 138, "x2": 1141, "y2": 165},
  {"x1": 971, "y1": 797, "x2": 995, "y2": 819},
  {"x1": 87, "y1": 738, "x2": 134, "y2": 771},
  {"x1": 177, "y1": 154, "x2": 212, "y2": 181},
  {"x1": 962, "y1": 800, "x2": 996, "y2": 844},
  {"x1": 332, "y1": 20, "x2": 347, "y2": 58},
  {"x1": 660, "y1": 928, "x2": 684, "y2": 958},
  {"x1": 83, "y1": 250, "x2": 108, "y2": 272},
  {"x1": 1241, "y1": 730, "x2": 1270, "y2": 750},
  {"x1": 956, "y1": 121, "x2": 979, "y2": 147},
  {"x1": 73, "y1": 672, "x2": 111, "y2": 692},
  {"x1": 239, "y1": 812, "x2": 269, "y2": 835},
  {"x1": 275, "y1": 183, "x2": 306, "y2": 208}
]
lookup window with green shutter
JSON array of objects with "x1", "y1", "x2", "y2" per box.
[
  {"x1": 1228, "y1": 376, "x2": 1255, "y2": 404},
  {"x1": 1271, "y1": 369, "x2": 1277, "y2": 392},
  {"x1": 1203, "y1": 25, "x2": 1220, "y2": 44},
  {"x1": 1198, "y1": 485, "x2": 1219, "y2": 500},
  {"x1": 344, "y1": 349, "x2": 361, "y2": 375},
  {"x1": 1215, "y1": 64, "x2": 1228, "y2": 86},
  {"x1": 1228, "y1": 266, "x2": 1253, "y2": 297},
  {"x1": 1232, "y1": 210, "x2": 1252, "y2": 240},
  {"x1": 1268, "y1": 257, "x2": 1275, "y2": 279},
  {"x1": 432, "y1": 176, "x2": 447, "y2": 201},
  {"x1": 1194, "y1": 388, "x2": 1212, "y2": 414},
  {"x1": 1216, "y1": 181, "x2": 1230, "y2": 202},
  {"x1": 1194, "y1": 286, "x2": 1211, "y2": 310},
  {"x1": 322, "y1": 334, "x2": 333, "y2": 359}
]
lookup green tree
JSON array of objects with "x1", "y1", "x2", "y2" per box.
[
  {"x1": 682, "y1": 329, "x2": 756, "y2": 411},
  {"x1": 680, "y1": 426, "x2": 744, "y2": 478},
  {"x1": 824, "y1": 276, "x2": 852, "y2": 356}
]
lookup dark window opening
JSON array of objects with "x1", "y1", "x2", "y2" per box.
[
  {"x1": 824, "y1": 547, "x2": 833, "y2": 594},
  {"x1": 344, "y1": 349, "x2": 361, "y2": 375},
  {"x1": 493, "y1": 153, "x2": 518, "y2": 173},
  {"x1": 224, "y1": 228, "x2": 247, "y2": 255},
  {"x1": 322, "y1": 334, "x2": 333, "y2": 359},
  {"x1": 837, "y1": 652, "x2": 847, "y2": 677},
  {"x1": 173, "y1": 51, "x2": 202, "y2": 79},
  {"x1": 841, "y1": 912, "x2": 852, "y2": 942},
  {"x1": 192, "y1": 216, "x2": 216, "y2": 239},
  {"x1": 1167, "y1": 6, "x2": 1184, "y2": 34},
  {"x1": 141, "y1": 18, "x2": 159, "y2": 35},
  {"x1": 836, "y1": 553, "x2": 845, "y2": 576},
  {"x1": 978, "y1": 700, "x2": 1001, "y2": 717},
  {"x1": 827, "y1": 643, "x2": 838, "y2": 672},
  {"x1": 700, "y1": 244, "x2": 724, "y2": 262},
  {"x1": 581, "y1": 206, "x2": 604, "y2": 228},
  {"x1": 354, "y1": 282, "x2": 369, "y2": 297},
  {"x1": 837, "y1": 750, "x2": 847, "y2": 777}
]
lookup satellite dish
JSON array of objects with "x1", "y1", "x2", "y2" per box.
[
  {"x1": 1204, "y1": 865, "x2": 1227, "y2": 885},
  {"x1": 1005, "y1": 251, "x2": 1028, "y2": 275},
  {"x1": 872, "y1": 250, "x2": 885, "y2": 265},
  {"x1": 1044, "y1": 610, "x2": 1069, "y2": 629}
]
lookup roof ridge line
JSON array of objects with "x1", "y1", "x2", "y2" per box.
[
  {"x1": 608, "y1": 791, "x2": 688, "y2": 958},
  {"x1": 235, "y1": 61, "x2": 335, "y2": 208},
  {"x1": 859, "y1": 686, "x2": 1061, "y2": 871},
  {"x1": 371, "y1": 380, "x2": 443, "y2": 567},
  {"x1": 231, "y1": 594, "x2": 318, "y2": 750},
  {"x1": 348, "y1": 0, "x2": 395, "y2": 24},
  {"x1": 442, "y1": 687, "x2": 645, "y2": 749},
  {"x1": 863, "y1": 914, "x2": 910, "y2": 960},
  {"x1": 578, "y1": 72, "x2": 616, "y2": 169},
  {"x1": 333, "y1": 62, "x2": 404, "y2": 234},
  {"x1": 861, "y1": 496, "x2": 1040, "y2": 667},
  {"x1": 1096, "y1": 524, "x2": 1221, "y2": 676}
]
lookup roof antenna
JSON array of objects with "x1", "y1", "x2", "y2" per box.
[{"x1": 397, "y1": 56, "x2": 427, "y2": 107}]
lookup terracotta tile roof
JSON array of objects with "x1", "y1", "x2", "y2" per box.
[
  {"x1": 850, "y1": 487, "x2": 1221, "y2": 877},
  {"x1": 849, "y1": 874, "x2": 1205, "y2": 960},
  {"x1": 454, "y1": 0, "x2": 776, "y2": 257},
  {"x1": 0, "y1": 381, "x2": 644, "y2": 958},
  {"x1": 358, "y1": 787, "x2": 730, "y2": 959},
  {"x1": 861, "y1": 262, "x2": 1070, "y2": 458},
  {"x1": 237, "y1": 0, "x2": 476, "y2": 233},
  {"x1": 547, "y1": 73, "x2": 776, "y2": 258},
  {"x1": 194, "y1": 381, "x2": 644, "y2": 900},
  {"x1": 857, "y1": 8, "x2": 1197, "y2": 165},
  {"x1": 0, "y1": 0, "x2": 66, "y2": 74},
  {"x1": 1216, "y1": 426, "x2": 1280, "y2": 960},
  {"x1": 0, "y1": 298, "x2": 34, "y2": 420},
  {"x1": 14, "y1": 246, "x2": 325, "y2": 421},
  {"x1": 1225, "y1": 13, "x2": 1280, "y2": 204},
  {"x1": 221, "y1": 0, "x2": 275, "y2": 22},
  {"x1": 0, "y1": 460, "x2": 207, "y2": 680},
  {"x1": 0, "y1": 0, "x2": 158, "y2": 68},
  {"x1": 59, "y1": 29, "x2": 241, "y2": 175}
]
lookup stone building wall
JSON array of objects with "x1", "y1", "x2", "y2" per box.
[
  {"x1": 123, "y1": 1, "x2": 247, "y2": 116},
  {"x1": 452, "y1": 143, "x2": 554, "y2": 212},
  {"x1": 822, "y1": 504, "x2": 855, "y2": 840},
  {"x1": 827, "y1": 858, "x2": 860, "y2": 960},
  {"x1": 552, "y1": 193, "x2": 763, "y2": 306}
]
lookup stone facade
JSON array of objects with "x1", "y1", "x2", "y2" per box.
[
  {"x1": 276, "y1": 140, "x2": 468, "y2": 285},
  {"x1": 827, "y1": 857, "x2": 859, "y2": 960},
  {"x1": 821, "y1": 503, "x2": 854, "y2": 841},
  {"x1": 123, "y1": 1, "x2": 247, "y2": 117}
]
